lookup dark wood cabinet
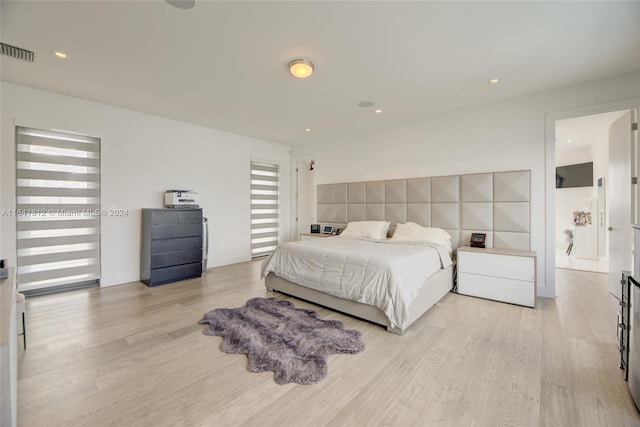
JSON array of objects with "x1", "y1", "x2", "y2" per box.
[{"x1": 141, "y1": 208, "x2": 203, "y2": 286}]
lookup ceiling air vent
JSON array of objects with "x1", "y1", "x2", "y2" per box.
[{"x1": 1, "y1": 42, "x2": 35, "y2": 62}]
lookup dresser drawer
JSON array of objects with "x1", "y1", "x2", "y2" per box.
[
  {"x1": 151, "y1": 209, "x2": 202, "y2": 225},
  {"x1": 151, "y1": 236, "x2": 202, "y2": 254},
  {"x1": 458, "y1": 251, "x2": 534, "y2": 282},
  {"x1": 151, "y1": 223, "x2": 202, "y2": 240},
  {"x1": 151, "y1": 249, "x2": 202, "y2": 269},
  {"x1": 148, "y1": 262, "x2": 202, "y2": 286}
]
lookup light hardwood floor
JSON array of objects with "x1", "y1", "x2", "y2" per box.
[{"x1": 17, "y1": 261, "x2": 640, "y2": 426}]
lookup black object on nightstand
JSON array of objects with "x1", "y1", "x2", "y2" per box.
[
  {"x1": 470, "y1": 233, "x2": 486, "y2": 248},
  {"x1": 0, "y1": 259, "x2": 7, "y2": 279}
]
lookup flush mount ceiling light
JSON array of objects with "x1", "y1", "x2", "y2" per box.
[
  {"x1": 288, "y1": 59, "x2": 314, "y2": 79},
  {"x1": 358, "y1": 101, "x2": 374, "y2": 108},
  {"x1": 165, "y1": 0, "x2": 195, "y2": 9},
  {"x1": 52, "y1": 50, "x2": 67, "y2": 59}
]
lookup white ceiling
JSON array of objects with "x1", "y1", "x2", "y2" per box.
[
  {"x1": 556, "y1": 110, "x2": 627, "y2": 153},
  {"x1": 1, "y1": 1, "x2": 639, "y2": 146}
]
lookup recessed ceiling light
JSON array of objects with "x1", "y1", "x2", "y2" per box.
[
  {"x1": 305, "y1": 128, "x2": 311, "y2": 132},
  {"x1": 358, "y1": 101, "x2": 374, "y2": 108},
  {"x1": 165, "y1": 0, "x2": 196, "y2": 9},
  {"x1": 568, "y1": 139, "x2": 573, "y2": 143},
  {"x1": 288, "y1": 59, "x2": 314, "y2": 79},
  {"x1": 375, "y1": 109, "x2": 382, "y2": 114},
  {"x1": 489, "y1": 78, "x2": 500, "y2": 84},
  {"x1": 52, "y1": 50, "x2": 67, "y2": 59}
]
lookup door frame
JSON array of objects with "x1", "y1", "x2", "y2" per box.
[
  {"x1": 597, "y1": 177, "x2": 606, "y2": 260},
  {"x1": 545, "y1": 97, "x2": 640, "y2": 298},
  {"x1": 294, "y1": 159, "x2": 317, "y2": 240}
]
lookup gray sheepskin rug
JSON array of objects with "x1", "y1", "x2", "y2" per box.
[{"x1": 199, "y1": 297, "x2": 365, "y2": 385}]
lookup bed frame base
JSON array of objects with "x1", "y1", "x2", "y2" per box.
[{"x1": 265, "y1": 264, "x2": 454, "y2": 335}]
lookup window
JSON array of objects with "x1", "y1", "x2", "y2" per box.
[
  {"x1": 250, "y1": 161, "x2": 279, "y2": 258},
  {"x1": 16, "y1": 126, "x2": 101, "y2": 295}
]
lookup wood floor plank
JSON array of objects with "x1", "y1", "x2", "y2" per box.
[
  {"x1": 540, "y1": 299, "x2": 578, "y2": 391},
  {"x1": 326, "y1": 324, "x2": 446, "y2": 426},
  {"x1": 493, "y1": 302, "x2": 543, "y2": 426},
  {"x1": 540, "y1": 380, "x2": 583, "y2": 427},
  {"x1": 15, "y1": 261, "x2": 640, "y2": 426}
]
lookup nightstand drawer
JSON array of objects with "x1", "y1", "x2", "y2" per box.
[
  {"x1": 458, "y1": 272, "x2": 535, "y2": 307},
  {"x1": 458, "y1": 251, "x2": 534, "y2": 282},
  {"x1": 456, "y1": 246, "x2": 536, "y2": 308}
]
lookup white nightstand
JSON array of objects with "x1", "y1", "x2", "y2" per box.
[
  {"x1": 299, "y1": 233, "x2": 333, "y2": 241},
  {"x1": 457, "y1": 246, "x2": 536, "y2": 308}
]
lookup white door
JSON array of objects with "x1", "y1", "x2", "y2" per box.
[
  {"x1": 609, "y1": 110, "x2": 634, "y2": 300},
  {"x1": 296, "y1": 160, "x2": 317, "y2": 239}
]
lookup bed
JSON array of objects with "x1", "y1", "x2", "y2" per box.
[{"x1": 261, "y1": 223, "x2": 455, "y2": 335}]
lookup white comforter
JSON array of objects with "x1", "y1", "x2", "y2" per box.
[{"x1": 261, "y1": 235, "x2": 452, "y2": 329}]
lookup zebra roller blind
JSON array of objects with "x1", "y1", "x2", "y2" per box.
[
  {"x1": 250, "y1": 161, "x2": 279, "y2": 258},
  {"x1": 16, "y1": 126, "x2": 101, "y2": 294}
]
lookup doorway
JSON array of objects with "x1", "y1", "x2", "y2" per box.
[
  {"x1": 545, "y1": 99, "x2": 640, "y2": 300},
  {"x1": 296, "y1": 160, "x2": 317, "y2": 240},
  {"x1": 554, "y1": 111, "x2": 628, "y2": 274}
]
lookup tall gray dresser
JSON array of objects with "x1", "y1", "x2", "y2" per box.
[{"x1": 141, "y1": 208, "x2": 203, "y2": 286}]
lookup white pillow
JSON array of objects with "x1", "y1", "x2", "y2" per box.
[
  {"x1": 389, "y1": 222, "x2": 451, "y2": 246},
  {"x1": 341, "y1": 221, "x2": 390, "y2": 240}
]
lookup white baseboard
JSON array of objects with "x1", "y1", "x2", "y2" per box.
[
  {"x1": 209, "y1": 255, "x2": 251, "y2": 269},
  {"x1": 537, "y1": 285, "x2": 556, "y2": 299},
  {"x1": 99, "y1": 255, "x2": 252, "y2": 287}
]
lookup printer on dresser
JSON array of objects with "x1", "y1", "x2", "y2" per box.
[{"x1": 140, "y1": 208, "x2": 203, "y2": 286}]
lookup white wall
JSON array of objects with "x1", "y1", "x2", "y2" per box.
[
  {"x1": 0, "y1": 83, "x2": 291, "y2": 287},
  {"x1": 591, "y1": 127, "x2": 610, "y2": 188},
  {"x1": 293, "y1": 71, "x2": 640, "y2": 297},
  {"x1": 0, "y1": 83, "x2": 3, "y2": 256},
  {"x1": 556, "y1": 146, "x2": 591, "y2": 167},
  {"x1": 555, "y1": 123, "x2": 612, "y2": 256},
  {"x1": 554, "y1": 146, "x2": 596, "y2": 250},
  {"x1": 555, "y1": 187, "x2": 595, "y2": 249}
]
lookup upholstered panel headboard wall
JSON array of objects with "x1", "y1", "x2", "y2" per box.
[{"x1": 317, "y1": 170, "x2": 531, "y2": 251}]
